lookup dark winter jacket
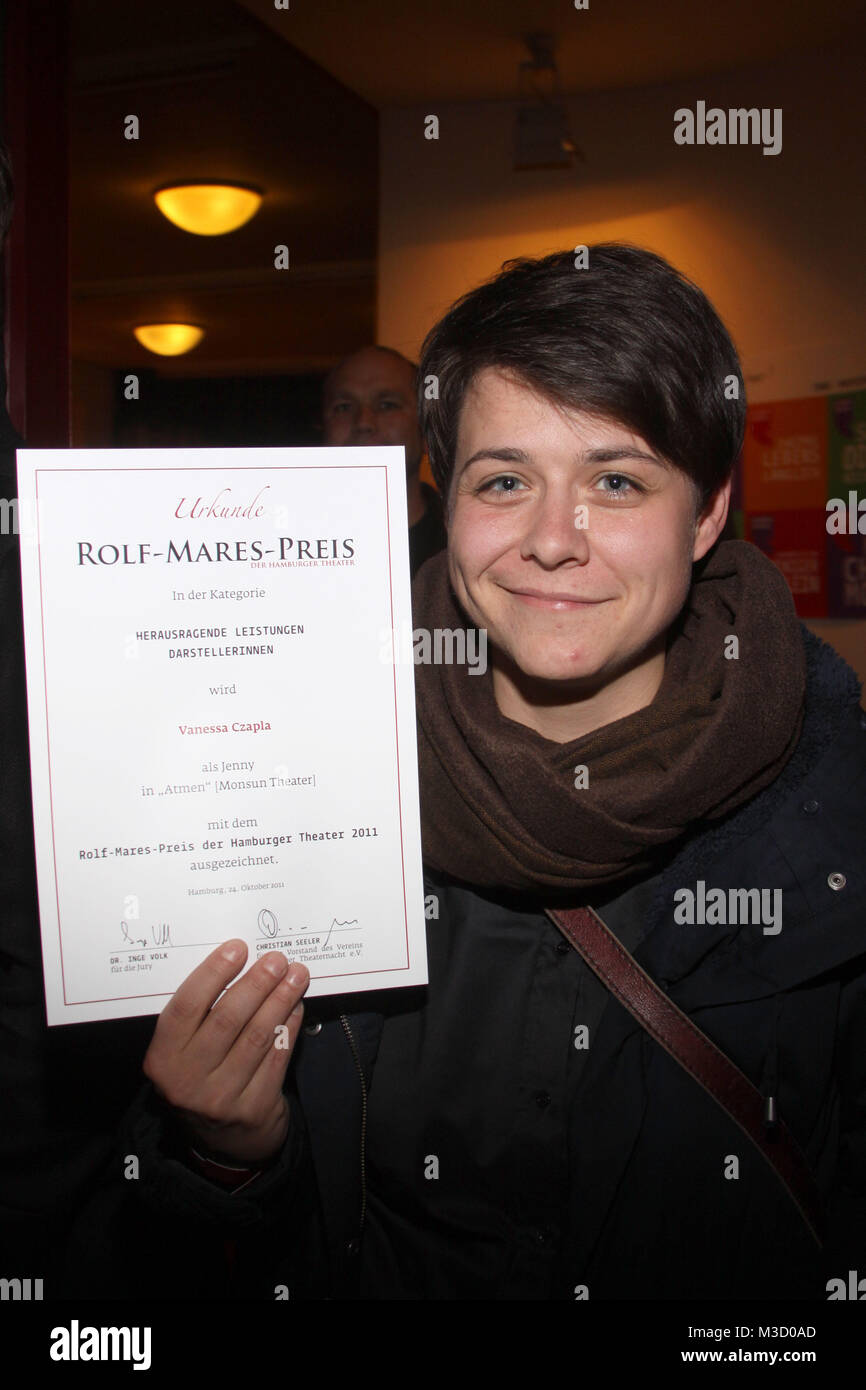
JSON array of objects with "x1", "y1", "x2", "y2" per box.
[
  {"x1": 3, "y1": 499, "x2": 865, "y2": 1299},
  {"x1": 102, "y1": 626, "x2": 866, "y2": 1301}
]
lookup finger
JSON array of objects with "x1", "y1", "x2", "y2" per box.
[
  {"x1": 232, "y1": 991, "x2": 308, "y2": 1107},
  {"x1": 192, "y1": 996, "x2": 308, "y2": 1150},
  {"x1": 178, "y1": 996, "x2": 306, "y2": 1160},
  {"x1": 147, "y1": 939, "x2": 249, "y2": 1058},
  {"x1": 185, "y1": 953, "x2": 307, "y2": 1078},
  {"x1": 202, "y1": 962, "x2": 309, "y2": 1100}
]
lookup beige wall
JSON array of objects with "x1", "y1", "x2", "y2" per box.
[{"x1": 379, "y1": 40, "x2": 866, "y2": 685}]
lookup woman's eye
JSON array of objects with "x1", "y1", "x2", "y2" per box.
[
  {"x1": 596, "y1": 473, "x2": 642, "y2": 497},
  {"x1": 477, "y1": 474, "x2": 525, "y2": 496}
]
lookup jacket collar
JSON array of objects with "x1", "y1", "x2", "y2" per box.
[{"x1": 638, "y1": 627, "x2": 864, "y2": 1000}]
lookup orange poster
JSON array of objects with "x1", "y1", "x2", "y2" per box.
[{"x1": 742, "y1": 398, "x2": 827, "y2": 511}]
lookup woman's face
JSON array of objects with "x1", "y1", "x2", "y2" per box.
[{"x1": 447, "y1": 367, "x2": 730, "y2": 732}]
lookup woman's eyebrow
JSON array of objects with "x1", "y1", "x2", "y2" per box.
[
  {"x1": 460, "y1": 447, "x2": 532, "y2": 469},
  {"x1": 585, "y1": 447, "x2": 669, "y2": 468},
  {"x1": 459, "y1": 445, "x2": 668, "y2": 470}
]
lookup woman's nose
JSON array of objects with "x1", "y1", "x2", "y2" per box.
[{"x1": 520, "y1": 493, "x2": 591, "y2": 566}]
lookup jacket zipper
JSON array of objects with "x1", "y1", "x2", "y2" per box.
[{"x1": 339, "y1": 1013, "x2": 368, "y2": 1234}]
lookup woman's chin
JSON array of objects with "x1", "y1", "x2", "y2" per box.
[{"x1": 499, "y1": 645, "x2": 610, "y2": 688}]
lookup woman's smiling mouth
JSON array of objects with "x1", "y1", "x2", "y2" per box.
[{"x1": 504, "y1": 586, "x2": 611, "y2": 610}]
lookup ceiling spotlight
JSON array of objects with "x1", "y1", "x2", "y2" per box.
[
  {"x1": 133, "y1": 323, "x2": 205, "y2": 356},
  {"x1": 153, "y1": 183, "x2": 263, "y2": 236},
  {"x1": 514, "y1": 32, "x2": 584, "y2": 171}
]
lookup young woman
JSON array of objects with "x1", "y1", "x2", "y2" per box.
[{"x1": 129, "y1": 245, "x2": 866, "y2": 1301}]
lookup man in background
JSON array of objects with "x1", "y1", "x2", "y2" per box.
[{"x1": 322, "y1": 345, "x2": 446, "y2": 578}]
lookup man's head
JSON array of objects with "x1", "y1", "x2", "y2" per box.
[
  {"x1": 322, "y1": 345, "x2": 423, "y2": 478},
  {"x1": 419, "y1": 244, "x2": 745, "y2": 518}
]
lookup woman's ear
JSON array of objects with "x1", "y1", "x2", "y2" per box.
[{"x1": 693, "y1": 477, "x2": 732, "y2": 562}]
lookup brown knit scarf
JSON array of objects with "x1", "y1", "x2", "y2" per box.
[{"x1": 413, "y1": 539, "x2": 806, "y2": 893}]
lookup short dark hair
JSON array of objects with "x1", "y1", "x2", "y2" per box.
[
  {"x1": 418, "y1": 244, "x2": 745, "y2": 509},
  {"x1": 0, "y1": 141, "x2": 13, "y2": 248}
]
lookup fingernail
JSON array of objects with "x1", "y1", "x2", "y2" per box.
[
  {"x1": 262, "y1": 953, "x2": 288, "y2": 978},
  {"x1": 221, "y1": 943, "x2": 242, "y2": 963},
  {"x1": 288, "y1": 965, "x2": 309, "y2": 989}
]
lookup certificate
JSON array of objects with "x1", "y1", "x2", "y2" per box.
[{"x1": 16, "y1": 447, "x2": 428, "y2": 1025}]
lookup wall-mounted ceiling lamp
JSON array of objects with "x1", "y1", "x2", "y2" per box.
[
  {"x1": 514, "y1": 33, "x2": 584, "y2": 171},
  {"x1": 153, "y1": 183, "x2": 262, "y2": 236},
  {"x1": 133, "y1": 323, "x2": 205, "y2": 356}
]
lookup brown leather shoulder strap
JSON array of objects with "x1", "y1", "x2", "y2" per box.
[{"x1": 545, "y1": 904, "x2": 824, "y2": 1248}]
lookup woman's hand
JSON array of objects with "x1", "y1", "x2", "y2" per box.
[{"x1": 142, "y1": 941, "x2": 310, "y2": 1165}]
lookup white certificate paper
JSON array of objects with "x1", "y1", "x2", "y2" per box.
[{"x1": 17, "y1": 447, "x2": 428, "y2": 1025}]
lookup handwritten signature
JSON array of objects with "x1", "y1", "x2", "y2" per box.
[
  {"x1": 118, "y1": 921, "x2": 174, "y2": 950},
  {"x1": 257, "y1": 908, "x2": 279, "y2": 939},
  {"x1": 257, "y1": 909, "x2": 362, "y2": 950}
]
